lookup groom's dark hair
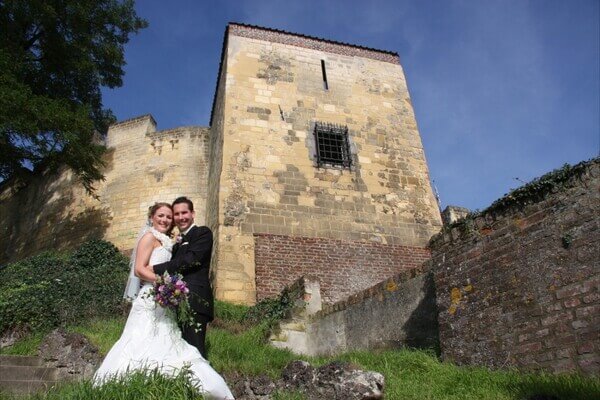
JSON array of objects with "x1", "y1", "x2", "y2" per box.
[{"x1": 172, "y1": 196, "x2": 194, "y2": 211}]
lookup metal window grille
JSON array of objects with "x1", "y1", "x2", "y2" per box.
[{"x1": 313, "y1": 122, "x2": 351, "y2": 169}]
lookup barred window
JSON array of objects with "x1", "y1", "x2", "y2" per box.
[{"x1": 313, "y1": 122, "x2": 352, "y2": 169}]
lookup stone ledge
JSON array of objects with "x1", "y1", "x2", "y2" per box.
[
  {"x1": 109, "y1": 114, "x2": 157, "y2": 129},
  {"x1": 145, "y1": 126, "x2": 210, "y2": 140}
]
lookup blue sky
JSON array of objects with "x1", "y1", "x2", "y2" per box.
[{"x1": 102, "y1": 0, "x2": 600, "y2": 211}]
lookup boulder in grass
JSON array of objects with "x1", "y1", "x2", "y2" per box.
[
  {"x1": 228, "y1": 372, "x2": 277, "y2": 400},
  {"x1": 227, "y1": 360, "x2": 384, "y2": 400},
  {"x1": 38, "y1": 328, "x2": 102, "y2": 380},
  {"x1": 281, "y1": 360, "x2": 384, "y2": 400},
  {"x1": 0, "y1": 326, "x2": 30, "y2": 349}
]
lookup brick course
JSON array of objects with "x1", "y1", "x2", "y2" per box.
[
  {"x1": 254, "y1": 233, "x2": 430, "y2": 304},
  {"x1": 229, "y1": 23, "x2": 400, "y2": 64}
]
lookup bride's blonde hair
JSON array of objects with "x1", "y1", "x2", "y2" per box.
[{"x1": 148, "y1": 202, "x2": 174, "y2": 236}]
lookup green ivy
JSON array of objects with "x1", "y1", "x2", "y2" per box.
[
  {"x1": 244, "y1": 287, "x2": 294, "y2": 325},
  {"x1": 0, "y1": 240, "x2": 128, "y2": 334},
  {"x1": 485, "y1": 158, "x2": 595, "y2": 216}
]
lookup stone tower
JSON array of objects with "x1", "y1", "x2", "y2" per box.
[{"x1": 208, "y1": 24, "x2": 442, "y2": 305}]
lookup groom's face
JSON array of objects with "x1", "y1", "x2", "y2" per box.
[{"x1": 173, "y1": 203, "x2": 195, "y2": 232}]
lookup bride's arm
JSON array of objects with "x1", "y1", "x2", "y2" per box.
[{"x1": 134, "y1": 233, "x2": 158, "y2": 282}]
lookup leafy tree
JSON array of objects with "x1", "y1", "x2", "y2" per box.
[{"x1": 0, "y1": 0, "x2": 147, "y2": 192}]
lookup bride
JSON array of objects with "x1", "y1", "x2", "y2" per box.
[{"x1": 93, "y1": 202, "x2": 234, "y2": 400}]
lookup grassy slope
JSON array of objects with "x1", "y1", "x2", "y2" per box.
[{"x1": 1, "y1": 302, "x2": 599, "y2": 400}]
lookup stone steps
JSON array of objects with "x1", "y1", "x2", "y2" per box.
[
  {"x1": 0, "y1": 355, "x2": 59, "y2": 396},
  {"x1": 0, "y1": 355, "x2": 42, "y2": 367}
]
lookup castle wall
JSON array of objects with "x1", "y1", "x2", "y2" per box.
[
  {"x1": 431, "y1": 159, "x2": 599, "y2": 375},
  {"x1": 211, "y1": 26, "x2": 442, "y2": 304},
  {"x1": 0, "y1": 115, "x2": 210, "y2": 264},
  {"x1": 207, "y1": 47, "x2": 252, "y2": 301},
  {"x1": 0, "y1": 167, "x2": 110, "y2": 263},
  {"x1": 103, "y1": 116, "x2": 210, "y2": 248}
]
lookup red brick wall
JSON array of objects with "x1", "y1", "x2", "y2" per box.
[
  {"x1": 431, "y1": 159, "x2": 600, "y2": 375},
  {"x1": 254, "y1": 234, "x2": 430, "y2": 304}
]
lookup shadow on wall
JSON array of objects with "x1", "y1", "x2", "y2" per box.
[
  {"x1": 402, "y1": 272, "x2": 441, "y2": 355},
  {"x1": 0, "y1": 170, "x2": 111, "y2": 265}
]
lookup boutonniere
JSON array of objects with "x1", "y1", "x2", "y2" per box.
[{"x1": 175, "y1": 235, "x2": 183, "y2": 245}]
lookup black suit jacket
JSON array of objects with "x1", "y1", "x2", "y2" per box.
[{"x1": 153, "y1": 225, "x2": 214, "y2": 320}]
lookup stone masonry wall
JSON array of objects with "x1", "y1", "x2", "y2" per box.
[
  {"x1": 0, "y1": 115, "x2": 210, "y2": 263},
  {"x1": 211, "y1": 25, "x2": 442, "y2": 304},
  {"x1": 254, "y1": 234, "x2": 431, "y2": 304},
  {"x1": 431, "y1": 159, "x2": 600, "y2": 375}
]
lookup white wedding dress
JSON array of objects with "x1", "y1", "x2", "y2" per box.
[{"x1": 93, "y1": 231, "x2": 234, "y2": 400}]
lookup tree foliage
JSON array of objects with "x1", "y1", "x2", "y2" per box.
[{"x1": 0, "y1": 0, "x2": 147, "y2": 192}]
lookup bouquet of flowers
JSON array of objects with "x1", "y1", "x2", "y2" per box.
[{"x1": 151, "y1": 272, "x2": 199, "y2": 330}]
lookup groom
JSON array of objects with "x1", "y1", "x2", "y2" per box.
[{"x1": 150, "y1": 196, "x2": 214, "y2": 358}]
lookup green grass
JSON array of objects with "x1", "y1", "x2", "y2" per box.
[
  {"x1": 0, "y1": 369, "x2": 205, "y2": 400},
  {"x1": 512, "y1": 372, "x2": 600, "y2": 400},
  {"x1": 338, "y1": 349, "x2": 516, "y2": 400},
  {"x1": 0, "y1": 317, "x2": 125, "y2": 357},
  {"x1": 214, "y1": 300, "x2": 248, "y2": 323},
  {"x1": 2, "y1": 301, "x2": 599, "y2": 400},
  {"x1": 208, "y1": 323, "x2": 301, "y2": 378}
]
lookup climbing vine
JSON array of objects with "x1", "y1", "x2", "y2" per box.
[{"x1": 431, "y1": 157, "x2": 598, "y2": 245}]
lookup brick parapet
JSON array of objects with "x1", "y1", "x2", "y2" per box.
[
  {"x1": 431, "y1": 158, "x2": 600, "y2": 375},
  {"x1": 254, "y1": 233, "x2": 431, "y2": 304},
  {"x1": 430, "y1": 159, "x2": 599, "y2": 249},
  {"x1": 229, "y1": 23, "x2": 400, "y2": 64}
]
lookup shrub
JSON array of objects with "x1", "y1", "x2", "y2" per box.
[{"x1": 0, "y1": 240, "x2": 128, "y2": 334}]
